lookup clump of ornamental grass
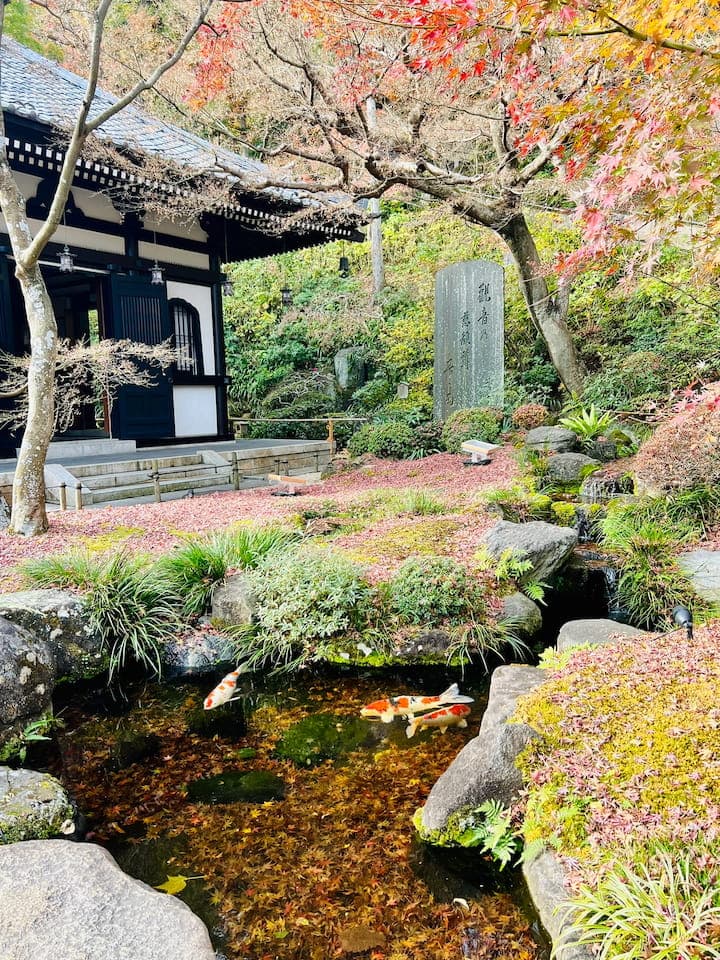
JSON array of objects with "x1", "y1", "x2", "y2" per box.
[
  {"x1": 153, "y1": 524, "x2": 299, "y2": 617},
  {"x1": 564, "y1": 844, "x2": 720, "y2": 960},
  {"x1": 600, "y1": 503, "x2": 708, "y2": 628},
  {"x1": 24, "y1": 550, "x2": 180, "y2": 679}
]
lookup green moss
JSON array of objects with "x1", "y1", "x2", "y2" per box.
[
  {"x1": 413, "y1": 805, "x2": 484, "y2": 847},
  {"x1": 77, "y1": 526, "x2": 146, "y2": 553},
  {"x1": 275, "y1": 713, "x2": 372, "y2": 766},
  {"x1": 186, "y1": 770, "x2": 285, "y2": 803},
  {"x1": 550, "y1": 501, "x2": 578, "y2": 527},
  {"x1": 341, "y1": 519, "x2": 460, "y2": 565}
]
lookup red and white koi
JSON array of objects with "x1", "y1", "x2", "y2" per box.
[
  {"x1": 406, "y1": 703, "x2": 472, "y2": 739},
  {"x1": 360, "y1": 682, "x2": 473, "y2": 723},
  {"x1": 203, "y1": 667, "x2": 245, "y2": 710}
]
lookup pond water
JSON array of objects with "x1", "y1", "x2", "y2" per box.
[{"x1": 48, "y1": 667, "x2": 544, "y2": 960}]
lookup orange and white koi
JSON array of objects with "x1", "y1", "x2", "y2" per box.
[
  {"x1": 203, "y1": 667, "x2": 244, "y2": 710},
  {"x1": 406, "y1": 702, "x2": 472, "y2": 739},
  {"x1": 361, "y1": 683, "x2": 473, "y2": 723}
]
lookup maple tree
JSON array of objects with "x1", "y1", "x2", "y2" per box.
[{"x1": 187, "y1": 0, "x2": 589, "y2": 393}]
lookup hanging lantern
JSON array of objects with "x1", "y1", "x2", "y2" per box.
[
  {"x1": 281, "y1": 286, "x2": 293, "y2": 308},
  {"x1": 221, "y1": 274, "x2": 235, "y2": 298},
  {"x1": 150, "y1": 260, "x2": 164, "y2": 285},
  {"x1": 339, "y1": 255, "x2": 350, "y2": 277},
  {"x1": 58, "y1": 244, "x2": 75, "y2": 273}
]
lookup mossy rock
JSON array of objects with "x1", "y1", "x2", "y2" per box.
[
  {"x1": 275, "y1": 713, "x2": 372, "y2": 766},
  {"x1": 110, "y1": 732, "x2": 161, "y2": 771},
  {"x1": 185, "y1": 702, "x2": 247, "y2": 739},
  {"x1": 186, "y1": 770, "x2": 285, "y2": 804}
]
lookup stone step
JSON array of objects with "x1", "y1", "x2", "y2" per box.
[
  {"x1": 71, "y1": 453, "x2": 204, "y2": 478},
  {"x1": 85, "y1": 473, "x2": 234, "y2": 504},
  {"x1": 80, "y1": 463, "x2": 230, "y2": 490}
]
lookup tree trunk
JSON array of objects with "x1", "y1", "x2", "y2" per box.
[
  {"x1": 497, "y1": 212, "x2": 585, "y2": 395},
  {"x1": 8, "y1": 265, "x2": 57, "y2": 536}
]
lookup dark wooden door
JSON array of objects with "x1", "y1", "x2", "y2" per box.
[{"x1": 108, "y1": 274, "x2": 174, "y2": 440}]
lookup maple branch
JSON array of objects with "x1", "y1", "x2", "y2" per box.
[{"x1": 597, "y1": 11, "x2": 720, "y2": 60}]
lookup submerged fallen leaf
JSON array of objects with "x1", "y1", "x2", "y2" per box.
[
  {"x1": 154, "y1": 873, "x2": 202, "y2": 895},
  {"x1": 339, "y1": 924, "x2": 386, "y2": 953}
]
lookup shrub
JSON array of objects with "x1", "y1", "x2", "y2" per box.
[
  {"x1": 388, "y1": 556, "x2": 485, "y2": 626},
  {"x1": 408, "y1": 420, "x2": 444, "y2": 459},
  {"x1": 153, "y1": 525, "x2": 298, "y2": 617},
  {"x1": 511, "y1": 403, "x2": 551, "y2": 430},
  {"x1": 347, "y1": 420, "x2": 417, "y2": 459},
  {"x1": 231, "y1": 547, "x2": 373, "y2": 672},
  {"x1": 441, "y1": 407, "x2": 503, "y2": 452},
  {"x1": 634, "y1": 385, "x2": 720, "y2": 493}
]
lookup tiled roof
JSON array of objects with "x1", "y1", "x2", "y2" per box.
[{"x1": 0, "y1": 37, "x2": 318, "y2": 209}]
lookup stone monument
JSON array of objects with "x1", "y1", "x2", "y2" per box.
[{"x1": 433, "y1": 260, "x2": 504, "y2": 420}]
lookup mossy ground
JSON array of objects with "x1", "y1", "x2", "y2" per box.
[
  {"x1": 513, "y1": 627, "x2": 720, "y2": 889},
  {"x1": 53, "y1": 671, "x2": 537, "y2": 960}
]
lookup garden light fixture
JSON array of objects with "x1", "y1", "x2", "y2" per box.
[
  {"x1": 58, "y1": 243, "x2": 75, "y2": 273},
  {"x1": 221, "y1": 274, "x2": 235, "y2": 297},
  {"x1": 281, "y1": 286, "x2": 293, "y2": 308},
  {"x1": 673, "y1": 605, "x2": 693, "y2": 640},
  {"x1": 150, "y1": 229, "x2": 164, "y2": 284},
  {"x1": 339, "y1": 255, "x2": 350, "y2": 277}
]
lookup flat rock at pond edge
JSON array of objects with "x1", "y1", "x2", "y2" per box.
[
  {"x1": 557, "y1": 619, "x2": 646, "y2": 652},
  {"x1": 500, "y1": 592, "x2": 542, "y2": 642},
  {"x1": 210, "y1": 574, "x2": 256, "y2": 626},
  {"x1": 545, "y1": 452, "x2": 600, "y2": 485},
  {"x1": 523, "y1": 850, "x2": 593, "y2": 960},
  {"x1": 161, "y1": 629, "x2": 234, "y2": 679},
  {"x1": 275, "y1": 713, "x2": 373, "y2": 766},
  {"x1": 678, "y1": 550, "x2": 720, "y2": 604},
  {"x1": 0, "y1": 590, "x2": 107, "y2": 681},
  {"x1": 186, "y1": 770, "x2": 285, "y2": 804},
  {"x1": 0, "y1": 768, "x2": 75, "y2": 844},
  {"x1": 480, "y1": 520, "x2": 578, "y2": 583},
  {"x1": 524, "y1": 426, "x2": 577, "y2": 453},
  {"x1": 0, "y1": 840, "x2": 215, "y2": 960},
  {"x1": 0, "y1": 617, "x2": 54, "y2": 752},
  {"x1": 420, "y1": 665, "x2": 545, "y2": 834}
]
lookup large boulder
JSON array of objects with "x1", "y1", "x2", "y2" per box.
[
  {"x1": 211, "y1": 575, "x2": 256, "y2": 627},
  {"x1": 0, "y1": 840, "x2": 215, "y2": 960},
  {"x1": 0, "y1": 590, "x2": 106, "y2": 681},
  {"x1": 525, "y1": 426, "x2": 577, "y2": 453},
  {"x1": 523, "y1": 850, "x2": 593, "y2": 960},
  {"x1": 334, "y1": 346, "x2": 366, "y2": 393},
  {"x1": 500, "y1": 592, "x2": 542, "y2": 643},
  {"x1": 420, "y1": 665, "x2": 545, "y2": 833},
  {"x1": 678, "y1": 550, "x2": 720, "y2": 604},
  {"x1": 480, "y1": 520, "x2": 578, "y2": 583},
  {"x1": 161, "y1": 629, "x2": 233, "y2": 679},
  {"x1": 0, "y1": 768, "x2": 75, "y2": 844},
  {"x1": 557, "y1": 618, "x2": 645, "y2": 653},
  {"x1": 545, "y1": 453, "x2": 600, "y2": 485},
  {"x1": 0, "y1": 617, "x2": 55, "y2": 751}
]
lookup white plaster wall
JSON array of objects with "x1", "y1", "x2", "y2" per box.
[
  {"x1": 138, "y1": 239, "x2": 209, "y2": 270},
  {"x1": 166, "y1": 280, "x2": 216, "y2": 375},
  {"x1": 173, "y1": 385, "x2": 218, "y2": 437},
  {"x1": 145, "y1": 213, "x2": 208, "y2": 243}
]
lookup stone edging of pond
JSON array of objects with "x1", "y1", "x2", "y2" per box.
[{"x1": 417, "y1": 661, "x2": 593, "y2": 960}]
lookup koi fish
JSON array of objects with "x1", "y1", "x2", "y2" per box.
[
  {"x1": 203, "y1": 667, "x2": 245, "y2": 710},
  {"x1": 406, "y1": 703, "x2": 472, "y2": 739},
  {"x1": 361, "y1": 683, "x2": 474, "y2": 723}
]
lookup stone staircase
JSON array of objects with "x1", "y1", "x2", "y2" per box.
[{"x1": 70, "y1": 452, "x2": 233, "y2": 505}]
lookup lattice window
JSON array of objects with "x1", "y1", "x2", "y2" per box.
[{"x1": 170, "y1": 298, "x2": 204, "y2": 377}]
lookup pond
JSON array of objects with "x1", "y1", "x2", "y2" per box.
[{"x1": 48, "y1": 667, "x2": 545, "y2": 960}]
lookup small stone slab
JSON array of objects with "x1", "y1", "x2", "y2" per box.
[
  {"x1": 0, "y1": 840, "x2": 215, "y2": 960},
  {"x1": 557, "y1": 619, "x2": 645, "y2": 652},
  {"x1": 523, "y1": 850, "x2": 593, "y2": 960},
  {"x1": 545, "y1": 453, "x2": 600, "y2": 485},
  {"x1": 525, "y1": 426, "x2": 577, "y2": 453},
  {"x1": 0, "y1": 768, "x2": 74, "y2": 844},
  {"x1": 0, "y1": 496, "x2": 9, "y2": 531},
  {"x1": 480, "y1": 520, "x2": 578, "y2": 583},
  {"x1": 420, "y1": 665, "x2": 545, "y2": 833},
  {"x1": 210, "y1": 574, "x2": 256, "y2": 627},
  {"x1": 678, "y1": 550, "x2": 720, "y2": 604},
  {"x1": 500, "y1": 592, "x2": 542, "y2": 642}
]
